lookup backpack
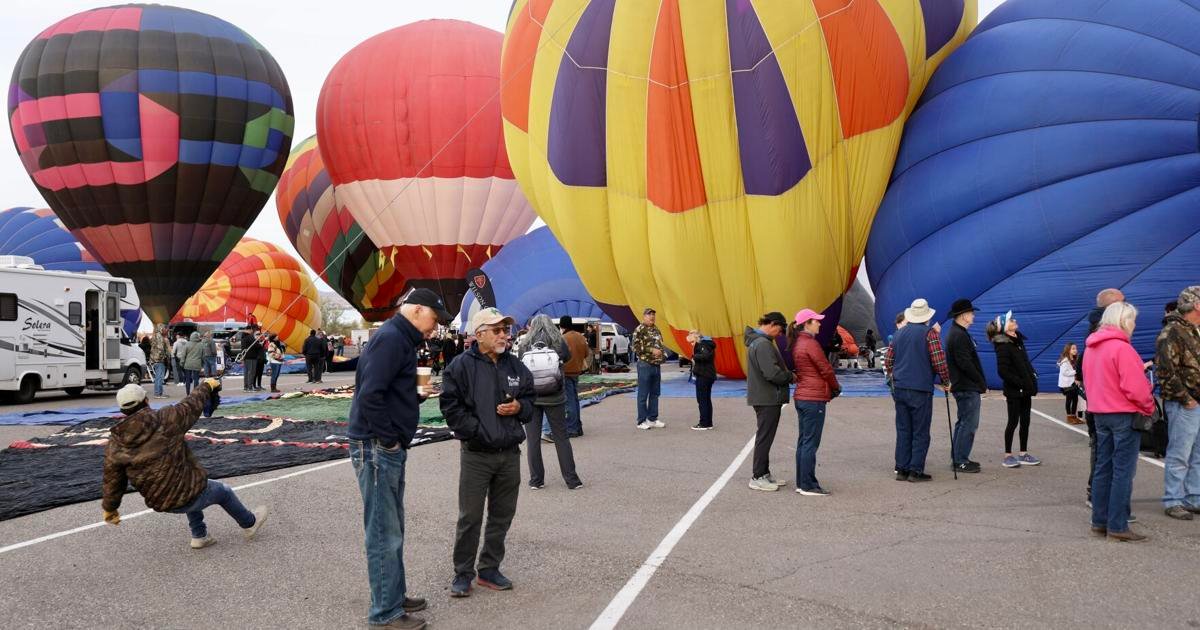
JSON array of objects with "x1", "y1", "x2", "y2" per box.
[{"x1": 521, "y1": 341, "x2": 562, "y2": 395}]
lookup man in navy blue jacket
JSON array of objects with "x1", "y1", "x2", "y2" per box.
[{"x1": 347, "y1": 288, "x2": 450, "y2": 630}]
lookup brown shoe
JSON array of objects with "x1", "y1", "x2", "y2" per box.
[
  {"x1": 1066, "y1": 414, "x2": 1084, "y2": 425},
  {"x1": 1089, "y1": 526, "x2": 1107, "y2": 537},
  {"x1": 1107, "y1": 529, "x2": 1147, "y2": 543},
  {"x1": 1165, "y1": 505, "x2": 1194, "y2": 520},
  {"x1": 371, "y1": 613, "x2": 426, "y2": 629}
]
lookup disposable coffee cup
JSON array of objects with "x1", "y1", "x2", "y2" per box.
[{"x1": 416, "y1": 367, "x2": 432, "y2": 389}]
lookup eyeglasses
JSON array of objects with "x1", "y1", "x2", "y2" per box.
[{"x1": 478, "y1": 327, "x2": 511, "y2": 336}]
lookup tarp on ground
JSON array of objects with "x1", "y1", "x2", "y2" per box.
[
  {"x1": 0, "y1": 392, "x2": 274, "y2": 427},
  {"x1": 0, "y1": 415, "x2": 453, "y2": 522}
]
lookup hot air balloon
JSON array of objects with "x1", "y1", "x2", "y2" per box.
[
  {"x1": 8, "y1": 4, "x2": 294, "y2": 324},
  {"x1": 173, "y1": 238, "x2": 321, "y2": 352},
  {"x1": 316, "y1": 19, "x2": 537, "y2": 314},
  {"x1": 867, "y1": 0, "x2": 1200, "y2": 392},
  {"x1": 277, "y1": 136, "x2": 406, "y2": 322},
  {"x1": 457, "y1": 226, "x2": 610, "y2": 328},
  {"x1": 501, "y1": 0, "x2": 975, "y2": 377},
  {"x1": 0, "y1": 206, "x2": 102, "y2": 273}
]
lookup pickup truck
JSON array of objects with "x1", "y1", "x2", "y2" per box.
[{"x1": 598, "y1": 322, "x2": 631, "y2": 366}]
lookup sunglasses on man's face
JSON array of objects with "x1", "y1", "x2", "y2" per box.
[{"x1": 479, "y1": 327, "x2": 511, "y2": 336}]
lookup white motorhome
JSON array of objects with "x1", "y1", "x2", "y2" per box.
[{"x1": 0, "y1": 257, "x2": 147, "y2": 403}]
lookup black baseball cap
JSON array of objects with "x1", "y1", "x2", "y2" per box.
[
  {"x1": 762, "y1": 311, "x2": 787, "y2": 327},
  {"x1": 403, "y1": 288, "x2": 452, "y2": 322}
]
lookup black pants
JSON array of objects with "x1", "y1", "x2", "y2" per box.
[
  {"x1": 1061, "y1": 387, "x2": 1079, "y2": 416},
  {"x1": 254, "y1": 358, "x2": 265, "y2": 389},
  {"x1": 242, "y1": 359, "x2": 258, "y2": 390},
  {"x1": 1004, "y1": 395, "x2": 1032, "y2": 452},
  {"x1": 305, "y1": 357, "x2": 315, "y2": 381},
  {"x1": 1086, "y1": 412, "x2": 1096, "y2": 500},
  {"x1": 308, "y1": 356, "x2": 324, "y2": 382},
  {"x1": 695, "y1": 376, "x2": 715, "y2": 427},
  {"x1": 523, "y1": 404, "x2": 580, "y2": 487},
  {"x1": 752, "y1": 405, "x2": 783, "y2": 478},
  {"x1": 453, "y1": 446, "x2": 521, "y2": 577}
]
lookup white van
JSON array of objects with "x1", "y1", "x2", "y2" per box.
[{"x1": 0, "y1": 257, "x2": 147, "y2": 403}]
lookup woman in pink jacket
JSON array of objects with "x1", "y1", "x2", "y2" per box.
[{"x1": 1082, "y1": 302, "x2": 1156, "y2": 542}]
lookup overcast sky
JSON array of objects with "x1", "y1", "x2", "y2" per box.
[{"x1": 2, "y1": 0, "x2": 1006, "y2": 295}]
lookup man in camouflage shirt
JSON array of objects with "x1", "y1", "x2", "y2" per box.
[
  {"x1": 1156, "y1": 286, "x2": 1200, "y2": 520},
  {"x1": 632, "y1": 308, "x2": 666, "y2": 430}
]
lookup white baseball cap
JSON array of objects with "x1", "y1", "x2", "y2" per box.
[{"x1": 116, "y1": 384, "x2": 147, "y2": 410}]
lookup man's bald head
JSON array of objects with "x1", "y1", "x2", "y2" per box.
[{"x1": 1097, "y1": 288, "x2": 1125, "y2": 308}]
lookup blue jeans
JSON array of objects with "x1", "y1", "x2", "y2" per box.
[
  {"x1": 545, "y1": 377, "x2": 581, "y2": 436},
  {"x1": 152, "y1": 362, "x2": 166, "y2": 396},
  {"x1": 1163, "y1": 401, "x2": 1200, "y2": 509},
  {"x1": 166, "y1": 479, "x2": 255, "y2": 538},
  {"x1": 636, "y1": 361, "x2": 661, "y2": 424},
  {"x1": 695, "y1": 376, "x2": 715, "y2": 427},
  {"x1": 269, "y1": 363, "x2": 282, "y2": 390},
  {"x1": 795, "y1": 401, "x2": 826, "y2": 490},
  {"x1": 951, "y1": 391, "x2": 981, "y2": 465},
  {"x1": 203, "y1": 356, "x2": 217, "y2": 377},
  {"x1": 350, "y1": 439, "x2": 409, "y2": 626},
  {"x1": 894, "y1": 388, "x2": 933, "y2": 474},
  {"x1": 183, "y1": 369, "x2": 199, "y2": 395},
  {"x1": 1092, "y1": 413, "x2": 1140, "y2": 533}
]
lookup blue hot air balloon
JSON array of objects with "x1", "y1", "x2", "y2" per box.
[
  {"x1": 458, "y1": 227, "x2": 609, "y2": 329},
  {"x1": 0, "y1": 206, "x2": 103, "y2": 272},
  {"x1": 867, "y1": 0, "x2": 1200, "y2": 392}
]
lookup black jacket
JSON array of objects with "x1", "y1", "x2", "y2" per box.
[
  {"x1": 348, "y1": 314, "x2": 424, "y2": 447},
  {"x1": 944, "y1": 323, "x2": 987, "y2": 393},
  {"x1": 302, "y1": 334, "x2": 324, "y2": 358},
  {"x1": 440, "y1": 346, "x2": 535, "y2": 451},
  {"x1": 240, "y1": 331, "x2": 264, "y2": 360},
  {"x1": 992, "y1": 332, "x2": 1038, "y2": 398},
  {"x1": 692, "y1": 339, "x2": 717, "y2": 380}
]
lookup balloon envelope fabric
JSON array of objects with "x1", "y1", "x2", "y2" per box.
[
  {"x1": 7, "y1": 4, "x2": 295, "y2": 323},
  {"x1": 316, "y1": 19, "x2": 537, "y2": 315},
  {"x1": 501, "y1": 0, "x2": 975, "y2": 377},
  {"x1": 867, "y1": 0, "x2": 1200, "y2": 392},
  {"x1": 173, "y1": 238, "x2": 321, "y2": 352},
  {"x1": 276, "y1": 136, "x2": 405, "y2": 322},
  {"x1": 0, "y1": 206, "x2": 102, "y2": 272},
  {"x1": 457, "y1": 226, "x2": 610, "y2": 328}
]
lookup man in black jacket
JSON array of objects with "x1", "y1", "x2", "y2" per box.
[
  {"x1": 239, "y1": 325, "x2": 264, "y2": 392},
  {"x1": 440, "y1": 307, "x2": 535, "y2": 599},
  {"x1": 347, "y1": 288, "x2": 450, "y2": 630},
  {"x1": 944, "y1": 299, "x2": 986, "y2": 473},
  {"x1": 302, "y1": 330, "x2": 324, "y2": 383}
]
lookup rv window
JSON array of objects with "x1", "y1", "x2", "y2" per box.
[
  {"x1": 117, "y1": 283, "x2": 127, "y2": 297},
  {"x1": 0, "y1": 294, "x2": 15, "y2": 321},
  {"x1": 106, "y1": 296, "x2": 119, "y2": 323},
  {"x1": 69, "y1": 302, "x2": 82, "y2": 326}
]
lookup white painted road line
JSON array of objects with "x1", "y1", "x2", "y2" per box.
[
  {"x1": 1030, "y1": 408, "x2": 1164, "y2": 469},
  {"x1": 590, "y1": 434, "x2": 757, "y2": 630},
  {"x1": 0, "y1": 459, "x2": 349, "y2": 555}
]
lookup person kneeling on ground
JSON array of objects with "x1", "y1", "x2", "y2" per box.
[{"x1": 101, "y1": 380, "x2": 267, "y2": 549}]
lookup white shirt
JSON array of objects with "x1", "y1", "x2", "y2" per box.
[{"x1": 1058, "y1": 358, "x2": 1077, "y2": 388}]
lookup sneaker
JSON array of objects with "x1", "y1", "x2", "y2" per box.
[
  {"x1": 1185, "y1": 504, "x2": 1200, "y2": 514},
  {"x1": 1002, "y1": 455, "x2": 1021, "y2": 468},
  {"x1": 450, "y1": 573, "x2": 473, "y2": 598},
  {"x1": 477, "y1": 568, "x2": 513, "y2": 591},
  {"x1": 372, "y1": 613, "x2": 427, "y2": 629},
  {"x1": 691, "y1": 424, "x2": 713, "y2": 431},
  {"x1": 908, "y1": 472, "x2": 932, "y2": 482},
  {"x1": 1107, "y1": 529, "x2": 1147, "y2": 543},
  {"x1": 748, "y1": 476, "x2": 779, "y2": 492},
  {"x1": 796, "y1": 486, "x2": 830, "y2": 496},
  {"x1": 528, "y1": 482, "x2": 545, "y2": 490},
  {"x1": 1017, "y1": 453, "x2": 1041, "y2": 466},
  {"x1": 244, "y1": 506, "x2": 269, "y2": 540},
  {"x1": 540, "y1": 434, "x2": 554, "y2": 444},
  {"x1": 954, "y1": 462, "x2": 981, "y2": 473},
  {"x1": 767, "y1": 475, "x2": 788, "y2": 488},
  {"x1": 636, "y1": 422, "x2": 653, "y2": 430},
  {"x1": 189, "y1": 536, "x2": 216, "y2": 549},
  {"x1": 1086, "y1": 499, "x2": 1093, "y2": 509},
  {"x1": 568, "y1": 481, "x2": 584, "y2": 490},
  {"x1": 1165, "y1": 505, "x2": 1194, "y2": 520},
  {"x1": 1128, "y1": 513, "x2": 1138, "y2": 523},
  {"x1": 895, "y1": 470, "x2": 910, "y2": 481},
  {"x1": 402, "y1": 597, "x2": 427, "y2": 613},
  {"x1": 651, "y1": 420, "x2": 666, "y2": 428}
]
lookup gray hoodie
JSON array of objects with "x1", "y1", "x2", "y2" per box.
[
  {"x1": 182, "y1": 332, "x2": 206, "y2": 371},
  {"x1": 744, "y1": 326, "x2": 793, "y2": 406}
]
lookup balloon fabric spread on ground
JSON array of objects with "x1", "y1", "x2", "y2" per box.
[
  {"x1": 173, "y1": 238, "x2": 321, "y2": 352},
  {"x1": 277, "y1": 136, "x2": 405, "y2": 322},
  {"x1": 457, "y1": 226, "x2": 610, "y2": 328},
  {"x1": 501, "y1": 0, "x2": 975, "y2": 378},
  {"x1": 316, "y1": 20, "x2": 537, "y2": 315},
  {"x1": 867, "y1": 0, "x2": 1200, "y2": 392},
  {"x1": 7, "y1": 4, "x2": 294, "y2": 324}
]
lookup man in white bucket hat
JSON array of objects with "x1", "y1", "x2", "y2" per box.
[{"x1": 885, "y1": 299, "x2": 951, "y2": 482}]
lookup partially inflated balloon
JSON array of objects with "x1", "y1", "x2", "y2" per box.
[
  {"x1": 0, "y1": 207, "x2": 101, "y2": 273},
  {"x1": 317, "y1": 20, "x2": 537, "y2": 314},
  {"x1": 8, "y1": 4, "x2": 294, "y2": 323},
  {"x1": 174, "y1": 238, "x2": 321, "y2": 352},
  {"x1": 277, "y1": 136, "x2": 405, "y2": 322},
  {"x1": 502, "y1": 0, "x2": 974, "y2": 377},
  {"x1": 868, "y1": 0, "x2": 1200, "y2": 392}
]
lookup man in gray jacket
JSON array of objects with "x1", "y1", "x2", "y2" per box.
[{"x1": 744, "y1": 312, "x2": 794, "y2": 492}]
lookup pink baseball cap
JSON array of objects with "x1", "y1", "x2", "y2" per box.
[{"x1": 794, "y1": 309, "x2": 825, "y2": 325}]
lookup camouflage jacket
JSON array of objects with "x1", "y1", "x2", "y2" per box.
[
  {"x1": 148, "y1": 333, "x2": 171, "y2": 364},
  {"x1": 632, "y1": 324, "x2": 665, "y2": 365},
  {"x1": 1155, "y1": 312, "x2": 1200, "y2": 405}
]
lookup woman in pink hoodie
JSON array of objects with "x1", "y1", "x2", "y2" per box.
[{"x1": 1082, "y1": 302, "x2": 1156, "y2": 542}]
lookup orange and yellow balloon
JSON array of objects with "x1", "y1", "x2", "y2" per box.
[
  {"x1": 501, "y1": 0, "x2": 975, "y2": 377},
  {"x1": 174, "y1": 238, "x2": 322, "y2": 352}
]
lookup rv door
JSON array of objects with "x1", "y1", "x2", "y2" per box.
[{"x1": 104, "y1": 291, "x2": 121, "y2": 371}]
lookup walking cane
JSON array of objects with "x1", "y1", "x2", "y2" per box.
[{"x1": 945, "y1": 390, "x2": 957, "y2": 480}]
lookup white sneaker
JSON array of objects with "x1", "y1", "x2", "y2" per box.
[
  {"x1": 243, "y1": 506, "x2": 269, "y2": 540},
  {"x1": 652, "y1": 420, "x2": 666, "y2": 428},
  {"x1": 636, "y1": 422, "x2": 653, "y2": 430},
  {"x1": 190, "y1": 536, "x2": 216, "y2": 549},
  {"x1": 767, "y1": 475, "x2": 788, "y2": 487},
  {"x1": 748, "y1": 476, "x2": 779, "y2": 492}
]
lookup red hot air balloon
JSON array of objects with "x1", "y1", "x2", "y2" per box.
[{"x1": 316, "y1": 19, "x2": 536, "y2": 313}]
